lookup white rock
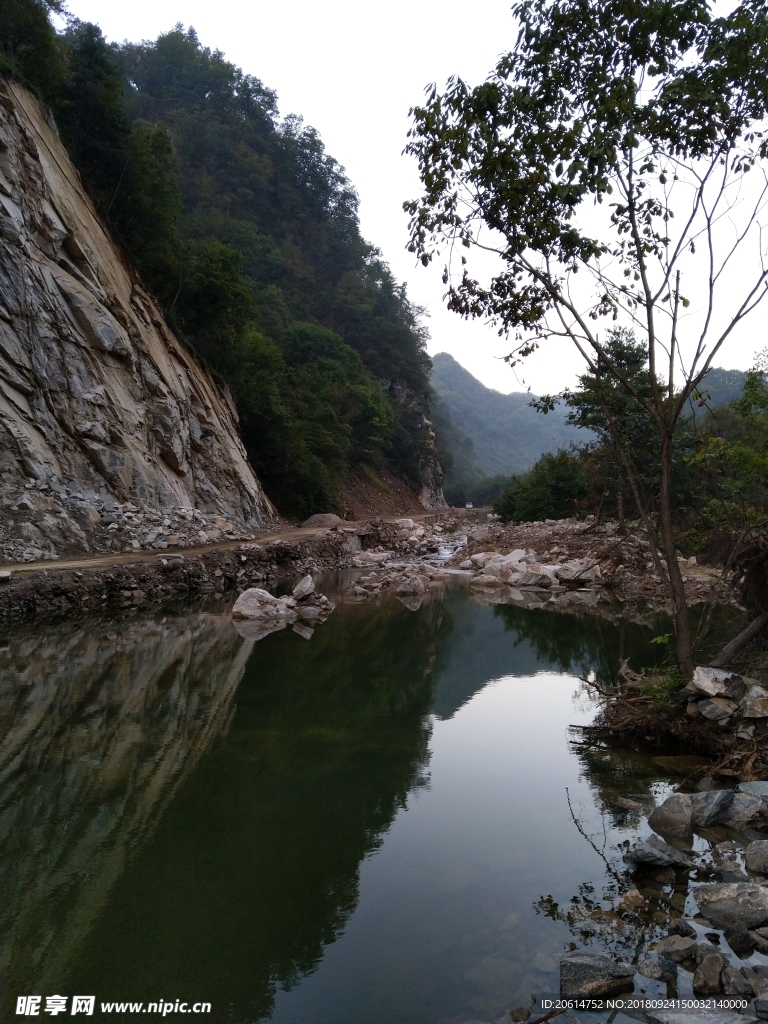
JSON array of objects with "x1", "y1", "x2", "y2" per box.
[
  {"x1": 292, "y1": 574, "x2": 315, "y2": 600},
  {"x1": 232, "y1": 588, "x2": 294, "y2": 620}
]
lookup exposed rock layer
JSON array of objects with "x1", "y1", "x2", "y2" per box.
[{"x1": 0, "y1": 77, "x2": 276, "y2": 554}]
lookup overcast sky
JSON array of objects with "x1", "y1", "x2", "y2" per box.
[{"x1": 63, "y1": 0, "x2": 765, "y2": 394}]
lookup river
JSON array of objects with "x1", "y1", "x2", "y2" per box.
[{"x1": 0, "y1": 578, "x2": 730, "y2": 1022}]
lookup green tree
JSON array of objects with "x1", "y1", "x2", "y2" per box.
[
  {"x1": 405, "y1": 0, "x2": 768, "y2": 676},
  {"x1": 534, "y1": 327, "x2": 657, "y2": 527},
  {"x1": 0, "y1": 0, "x2": 65, "y2": 102},
  {"x1": 494, "y1": 450, "x2": 589, "y2": 522}
]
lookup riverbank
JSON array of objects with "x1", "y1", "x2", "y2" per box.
[{"x1": 0, "y1": 510, "x2": 741, "y2": 623}]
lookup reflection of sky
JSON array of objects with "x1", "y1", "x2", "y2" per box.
[{"x1": 271, "y1": 673, "x2": 634, "y2": 1024}]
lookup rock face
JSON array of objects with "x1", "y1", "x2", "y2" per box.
[{"x1": 0, "y1": 79, "x2": 276, "y2": 556}]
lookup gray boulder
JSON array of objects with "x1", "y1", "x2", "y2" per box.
[
  {"x1": 694, "y1": 883, "x2": 768, "y2": 931},
  {"x1": 738, "y1": 782, "x2": 768, "y2": 798},
  {"x1": 292, "y1": 574, "x2": 315, "y2": 600},
  {"x1": 746, "y1": 841, "x2": 768, "y2": 875},
  {"x1": 648, "y1": 793, "x2": 693, "y2": 837},
  {"x1": 690, "y1": 790, "x2": 735, "y2": 827},
  {"x1": 397, "y1": 576, "x2": 426, "y2": 597},
  {"x1": 722, "y1": 965, "x2": 755, "y2": 996},
  {"x1": 559, "y1": 953, "x2": 634, "y2": 997},
  {"x1": 656, "y1": 935, "x2": 697, "y2": 962},
  {"x1": 742, "y1": 689, "x2": 768, "y2": 719},
  {"x1": 232, "y1": 588, "x2": 296, "y2": 621},
  {"x1": 724, "y1": 792, "x2": 768, "y2": 829},
  {"x1": 624, "y1": 835, "x2": 695, "y2": 869},
  {"x1": 693, "y1": 953, "x2": 725, "y2": 995},
  {"x1": 645, "y1": 1012, "x2": 759, "y2": 1024},
  {"x1": 692, "y1": 667, "x2": 747, "y2": 701},
  {"x1": 698, "y1": 697, "x2": 738, "y2": 722}
]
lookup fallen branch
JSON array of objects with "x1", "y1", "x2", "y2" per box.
[{"x1": 710, "y1": 610, "x2": 768, "y2": 668}]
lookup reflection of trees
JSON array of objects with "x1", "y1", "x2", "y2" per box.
[
  {"x1": 492, "y1": 603, "x2": 673, "y2": 684},
  {"x1": 492, "y1": 602, "x2": 740, "y2": 685},
  {"x1": 0, "y1": 610, "x2": 252, "y2": 1009},
  {"x1": 64, "y1": 597, "x2": 449, "y2": 1022}
]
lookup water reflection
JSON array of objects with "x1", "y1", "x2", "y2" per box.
[
  {"x1": 0, "y1": 584, "x2": 722, "y2": 1022},
  {"x1": 0, "y1": 610, "x2": 252, "y2": 1002}
]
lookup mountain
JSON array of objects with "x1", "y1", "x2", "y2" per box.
[
  {"x1": 431, "y1": 354, "x2": 749, "y2": 489},
  {"x1": 0, "y1": 77, "x2": 276, "y2": 560},
  {"x1": 696, "y1": 367, "x2": 747, "y2": 408},
  {"x1": 430, "y1": 352, "x2": 585, "y2": 478}
]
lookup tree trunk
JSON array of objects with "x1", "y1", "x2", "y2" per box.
[
  {"x1": 710, "y1": 611, "x2": 768, "y2": 668},
  {"x1": 617, "y1": 477, "x2": 625, "y2": 532},
  {"x1": 659, "y1": 432, "x2": 694, "y2": 677}
]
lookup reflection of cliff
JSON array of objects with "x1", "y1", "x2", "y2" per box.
[
  {"x1": 0, "y1": 611, "x2": 252, "y2": 1000},
  {"x1": 63, "y1": 599, "x2": 444, "y2": 1021}
]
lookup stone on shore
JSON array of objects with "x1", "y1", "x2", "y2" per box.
[
  {"x1": 694, "y1": 883, "x2": 768, "y2": 931},
  {"x1": 691, "y1": 667, "x2": 748, "y2": 701},
  {"x1": 648, "y1": 793, "x2": 693, "y2": 837},
  {"x1": 559, "y1": 953, "x2": 634, "y2": 997},
  {"x1": 745, "y1": 841, "x2": 768, "y2": 875},
  {"x1": 644, "y1": 1011, "x2": 758, "y2": 1024},
  {"x1": 693, "y1": 953, "x2": 726, "y2": 995},
  {"x1": 292, "y1": 574, "x2": 315, "y2": 600}
]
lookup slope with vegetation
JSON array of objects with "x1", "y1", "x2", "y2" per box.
[{"x1": 1, "y1": 1, "x2": 443, "y2": 519}]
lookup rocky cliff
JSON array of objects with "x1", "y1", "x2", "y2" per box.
[{"x1": 0, "y1": 78, "x2": 277, "y2": 561}]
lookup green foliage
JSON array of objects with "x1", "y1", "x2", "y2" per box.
[
  {"x1": 494, "y1": 450, "x2": 589, "y2": 523},
  {"x1": 0, "y1": 0, "x2": 66, "y2": 102}
]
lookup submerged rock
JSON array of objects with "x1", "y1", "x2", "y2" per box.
[
  {"x1": 559, "y1": 953, "x2": 634, "y2": 997},
  {"x1": 656, "y1": 934, "x2": 697, "y2": 963}
]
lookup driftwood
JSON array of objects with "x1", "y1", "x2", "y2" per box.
[{"x1": 710, "y1": 609, "x2": 768, "y2": 668}]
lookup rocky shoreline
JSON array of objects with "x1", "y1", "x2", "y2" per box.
[{"x1": 0, "y1": 511, "x2": 740, "y2": 623}]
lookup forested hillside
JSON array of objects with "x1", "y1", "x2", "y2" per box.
[
  {"x1": 0, "y1": 3, "x2": 439, "y2": 517},
  {"x1": 431, "y1": 352, "x2": 748, "y2": 507},
  {"x1": 430, "y1": 352, "x2": 585, "y2": 478}
]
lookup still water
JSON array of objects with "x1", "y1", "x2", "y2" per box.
[{"x1": 0, "y1": 581, "x2": 722, "y2": 1022}]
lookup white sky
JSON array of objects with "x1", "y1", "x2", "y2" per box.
[{"x1": 62, "y1": 0, "x2": 765, "y2": 394}]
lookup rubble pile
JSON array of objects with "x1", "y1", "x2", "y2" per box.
[
  {"x1": 680, "y1": 667, "x2": 768, "y2": 739},
  {"x1": 0, "y1": 489, "x2": 259, "y2": 563},
  {"x1": 448, "y1": 517, "x2": 724, "y2": 604}
]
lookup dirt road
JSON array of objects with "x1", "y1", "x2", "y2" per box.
[{"x1": 3, "y1": 509, "x2": 482, "y2": 577}]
